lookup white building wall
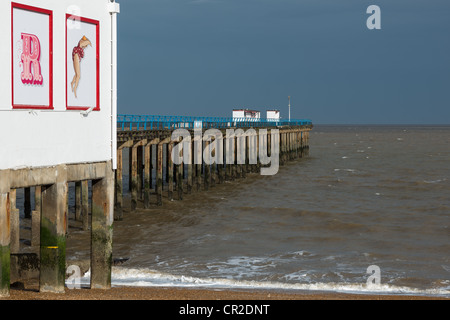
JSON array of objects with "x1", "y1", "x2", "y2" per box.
[
  {"x1": 267, "y1": 110, "x2": 280, "y2": 121},
  {"x1": 0, "y1": 0, "x2": 117, "y2": 170},
  {"x1": 232, "y1": 110, "x2": 245, "y2": 119}
]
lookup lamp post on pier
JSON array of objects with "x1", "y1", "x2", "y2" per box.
[{"x1": 288, "y1": 96, "x2": 291, "y2": 122}]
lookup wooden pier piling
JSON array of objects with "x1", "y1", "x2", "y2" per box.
[
  {"x1": 114, "y1": 125, "x2": 311, "y2": 213},
  {"x1": 39, "y1": 165, "x2": 68, "y2": 293},
  {"x1": 90, "y1": 163, "x2": 114, "y2": 289},
  {"x1": 0, "y1": 190, "x2": 10, "y2": 297}
]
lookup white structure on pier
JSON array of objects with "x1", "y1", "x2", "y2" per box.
[
  {"x1": 267, "y1": 110, "x2": 280, "y2": 121},
  {"x1": 233, "y1": 108, "x2": 261, "y2": 121}
]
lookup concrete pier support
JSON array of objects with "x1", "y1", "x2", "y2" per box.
[
  {"x1": 39, "y1": 165, "x2": 68, "y2": 293},
  {"x1": 90, "y1": 163, "x2": 114, "y2": 289}
]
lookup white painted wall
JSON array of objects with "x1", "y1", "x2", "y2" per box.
[
  {"x1": 233, "y1": 109, "x2": 260, "y2": 120},
  {"x1": 0, "y1": 0, "x2": 118, "y2": 170},
  {"x1": 267, "y1": 110, "x2": 280, "y2": 121},
  {"x1": 232, "y1": 110, "x2": 245, "y2": 119}
]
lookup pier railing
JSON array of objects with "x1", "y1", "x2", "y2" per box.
[{"x1": 117, "y1": 114, "x2": 312, "y2": 131}]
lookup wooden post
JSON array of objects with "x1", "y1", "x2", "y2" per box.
[
  {"x1": 0, "y1": 191, "x2": 10, "y2": 297},
  {"x1": 131, "y1": 145, "x2": 138, "y2": 210},
  {"x1": 115, "y1": 148, "x2": 123, "y2": 220},
  {"x1": 10, "y1": 205, "x2": 19, "y2": 254},
  {"x1": 218, "y1": 136, "x2": 224, "y2": 184},
  {"x1": 175, "y1": 137, "x2": 184, "y2": 200},
  {"x1": 128, "y1": 148, "x2": 132, "y2": 192},
  {"x1": 231, "y1": 136, "x2": 237, "y2": 179},
  {"x1": 32, "y1": 186, "x2": 41, "y2": 247},
  {"x1": 137, "y1": 146, "x2": 143, "y2": 199},
  {"x1": 204, "y1": 140, "x2": 210, "y2": 191},
  {"x1": 292, "y1": 131, "x2": 295, "y2": 158},
  {"x1": 65, "y1": 182, "x2": 69, "y2": 235},
  {"x1": 75, "y1": 182, "x2": 82, "y2": 221},
  {"x1": 194, "y1": 135, "x2": 202, "y2": 191},
  {"x1": 144, "y1": 144, "x2": 151, "y2": 208},
  {"x1": 239, "y1": 134, "x2": 246, "y2": 179},
  {"x1": 40, "y1": 165, "x2": 67, "y2": 293},
  {"x1": 149, "y1": 144, "x2": 153, "y2": 190},
  {"x1": 24, "y1": 187, "x2": 31, "y2": 219},
  {"x1": 131, "y1": 140, "x2": 147, "y2": 210},
  {"x1": 211, "y1": 138, "x2": 216, "y2": 187},
  {"x1": 225, "y1": 134, "x2": 232, "y2": 181},
  {"x1": 250, "y1": 132, "x2": 257, "y2": 173},
  {"x1": 82, "y1": 180, "x2": 89, "y2": 231},
  {"x1": 157, "y1": 142, "x2": 163, "y2": 206},
  {"x1": 187, "y1": 137, "x2": 193, "y2": 194},
  {"x1": 177, "y1": 161, "x2": 183, "y2": 200},
  {"x1": 116, "y1": 140, "x2": 132, "y2": 219},
  {"x1": 90, "y1": 161, "x2": 114, "y2": 289},
  {"x1": 235, "y1": 134, "x2": 242, "y2": 179},
  {"x1": 165, "y1": 144, "x2": 169, "y2": 185},
  {"x1": 144, "y1": 138, "x2": 159, "y2": 208},
  {"x1": 168, "y1": 142, "x2": 174, "y2": 200},
  {"x1": 9, "y1": 190, "x2": 19, "y2": 254},
  {"x1": 256, "y1": 131, "x2": 261, "y2": 171},
  {"x1": 157, "y1": 138, "x2": 170, "y2": 206}
]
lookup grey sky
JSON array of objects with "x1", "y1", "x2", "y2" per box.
[{"x1": 117, "y1": 0, "x2": 450, "y2": 124}]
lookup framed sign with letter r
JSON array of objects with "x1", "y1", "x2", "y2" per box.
[{"x1": 11, "y1": 2, "x2": 53, "y2": 109}]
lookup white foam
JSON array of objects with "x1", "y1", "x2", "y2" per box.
[
  {"x1": 423, "y1": 178, "x2": 447, "y2": 184},
  {"x1": 73, "y1": 267, "x2": 450, "y2": 298}
]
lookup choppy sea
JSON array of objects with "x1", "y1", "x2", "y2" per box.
[{"x1": 19, "y1": 125, "x2": 450, "y2": 297}]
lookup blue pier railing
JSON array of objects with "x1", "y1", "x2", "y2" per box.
[{"x1": 117, "y1": 114, "x2": 312, "y2": 131}]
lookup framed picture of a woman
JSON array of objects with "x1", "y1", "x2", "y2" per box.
[{"x1": 66, "y1": 14, "x2": 99, "y2": 111}]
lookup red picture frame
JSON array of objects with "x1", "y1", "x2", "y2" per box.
[
  {"x1": 66, "y1": 14, "x2": 100, "y2": 111},
  {"x1": 11, "y1": 2, "x2": 53, "y2": 110}
]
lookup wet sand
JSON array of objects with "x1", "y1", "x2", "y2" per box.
[{"x1": 2, "y1": 285, "x2": 447, "y2": 300}]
